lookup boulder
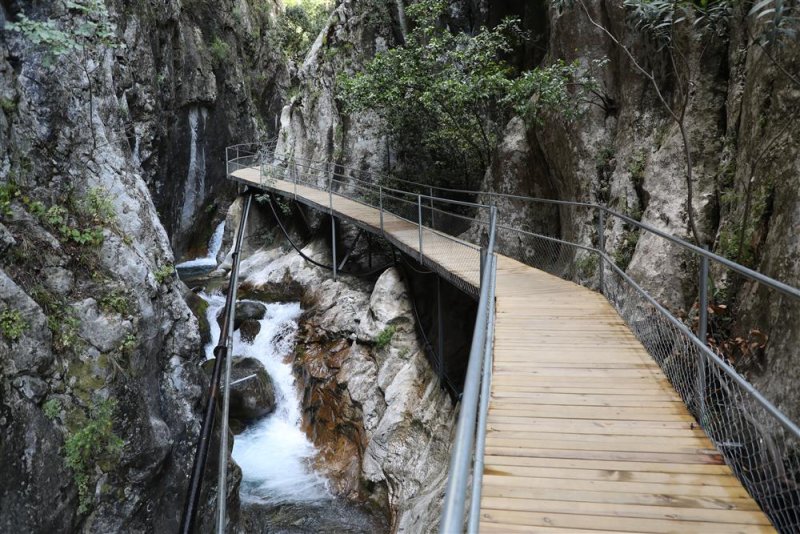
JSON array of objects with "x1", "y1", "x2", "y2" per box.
[
  {"x1": 229, "y1": 357, "x2": 275, "y2": 427},
  {"x1": 217, "y1": 300, "x2": 266, "y2": 332},
  {"x1": 239, "y1": 319, "x2": 261, "y2": 343}
]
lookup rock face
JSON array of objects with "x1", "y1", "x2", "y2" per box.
[
  {"x1": 0, "y1": 0, "x2": 285, "y2": 530},
  {"x1": 236, "y1": 237, "x2": 455, "y2": 533}
]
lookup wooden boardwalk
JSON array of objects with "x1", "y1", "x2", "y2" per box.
[{"x1": 232, "y1": 168, "x2": 774, "y2": 533}]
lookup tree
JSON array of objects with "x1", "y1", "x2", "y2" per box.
[{"x1": 338, "y1": 0, "x2": 596, "y2": 188}]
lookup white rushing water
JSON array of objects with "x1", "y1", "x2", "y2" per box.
[
  {"x1": 199, "y1": 292, "x2": 330, "y2": 504},
  {"x1": 176, "y1": 221, "x2": 226, "y2": 270}
]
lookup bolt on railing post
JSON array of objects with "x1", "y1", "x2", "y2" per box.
[
  {"x1": 379, "y1": 186, "x2": 384, "y2": 234},
  {"x1": 418, "y1": 194, "x2": 424, "y2": 262},
  {"x1": 697, "y1": 245, "x2": 709, "y2": 424},
  {"x1": 598, "y1": 209, "x2": 605, "y2": 295}
]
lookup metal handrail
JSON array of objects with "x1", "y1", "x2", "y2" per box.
[
  {"x1": 180, "y1": 191, "x2": 253, "y2": 534},
  {"x1": 439, "y1": 208, "x2": 496, "y2": 533},
  {"x1": 267, "y1": 149, "x2": 800, "y2": 299},
  {"x1": 227, "y1": 144, "x2": 800, "y2": 532}
]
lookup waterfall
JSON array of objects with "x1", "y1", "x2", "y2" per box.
[
  {"x1": 197, "y1": 292, "x2": 330, "y2": 504},
  {"x1": 176, "y1": 221, "x2": 226, "y2": 270},
  {"x1": 179, "y1": 107, "x2": 208, "y2": 233}
]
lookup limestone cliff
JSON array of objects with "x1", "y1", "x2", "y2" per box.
[
  {"x1": 275, "y1": 0, "x2": 800, "y2": 423},
  {"x1": 0, "y1": 0, "x2": 286, "y2": 530}
]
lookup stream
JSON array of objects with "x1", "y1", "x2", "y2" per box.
[{"x1": 177, "y1": 226, "x2": 387, "y2": 533}]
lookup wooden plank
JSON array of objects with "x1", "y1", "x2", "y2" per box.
[
  {"x1": 479, "y1": 509, "x2": 773, "y2": 533},
  {"x1": 482, "y1": 455, "x2": 733, "y2": 475},
  {"x1": 482, "y1": 464, "x2": 741, "y2": 487},
  {"x1": 480, "y1": 484, "x2": 761, "y2": 512},
  {"x1": 480, "y1": 497, "x2": 770, "y2": 525}
]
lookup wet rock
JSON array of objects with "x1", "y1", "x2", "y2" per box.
[
  {"x1": 239, "y1": 319, "x2": 261, "y2": 343},
  {"x1": 185, "y1": 289, "x2": 211, "y2": 346},
  {"x1": 217, "y1": 300, "x2": 266, "y2": 332},
  {"x1": 239, "y1": 499, "x2": 388, "y2": 534},
  {"x1": 229, "y1": 357, "x2": 275, "y2": 426}
]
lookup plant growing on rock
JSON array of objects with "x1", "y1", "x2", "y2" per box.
[
  {"x1": 63, "y1": 398, "x2": 124, "y2": 514},
  {"x1": 154, "y1": 263, "x2": 175, "y2": 285},
  {"x1": 374, "y1": 324, "x2": 396, "y2": 350},
  {"x1": 0, "y1": 309, "x2": 27, "y2": 341}
]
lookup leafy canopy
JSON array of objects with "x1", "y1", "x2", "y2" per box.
[{"x1": 338, "y1": 0, "x2": 594, "y2": 186}]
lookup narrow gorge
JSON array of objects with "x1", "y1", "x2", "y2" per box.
[{"x1": 1, "y1": 0, "x2": 799, "y2": 533}]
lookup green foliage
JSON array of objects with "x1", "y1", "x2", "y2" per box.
[
  {"x1": 0, "y1": 98, "x2": 17, "y2": 114},
  {"x1": 64, "y1": 399, "x2": 124, "y2": 514},
  {"x1": 209, "y1": 37, "x2": 231, "y2": 65},
  {"x1": 6, "y1": 0, "x2": 119, "y2": 66},
  {"x1": 43, "y1": 398, "x2": 62, "y2": 420},
  {"x1": 84, "y1": 187, "x2": 116, "y2": 224},
  {"x1": 0, "y1": 181, "x2": 19, "y2": 218},
  {"x1": 0, "y1": 309, "x2": 27, "y2": 341},
  {"x1": 99, "y1": 290, "x2": 131, "y2": 316},
  {"x1": 154, "y1": 264, "x2": 175, "y2": 285},
  {"x1": 624, "y1": 0, "x2": 732, "y2": 46},
  {"x1": 748, "y1": 0, "x2": 798, "y2": 45},
  {"x1": 119, "y1": 333, "x2": 137, "y2": 356},
  {"x1": 272, "y1": 0, "x2": 333, "y2": 62},
  {"x1": 576, "y1": 253, "x2": 598, "y2": 278},
  {"x1": 374, "y1": 325, "x2": 397, "y2": 350},
  {"x1": 339, "y1": 0, "x2": 598, "y2": 185},
  {"x1": 508, "y1": 58, "x2": 606, "y2": 125},
  {"x1": 49, "y1": 313, "x2": 82, "y2": 353},
  {"x1": 41, "y1": 202, "x2": 106, "y2": 247}
]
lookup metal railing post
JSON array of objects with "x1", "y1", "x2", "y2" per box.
[
  {"x1": 598, "y1": 209, "x2": 605, "y2": 295},
  {"x1": 697, "y1": 245, "x2": 709, "y2": 424},
  {"x1": 429, "y1": 186, "x2": 435, "y2": 228},
  {"x1": 379, "y1": 186, "x2": 384, "y2": 234},
  {"x1": 331, "y1": 215, "x2": 338, "y2": 281},
  {"x1": 418, "y1": 194, "x2": 424, "y2": 261},
  {"x1": 328, "y1": 175, "x2": 333, "y2": 213}
]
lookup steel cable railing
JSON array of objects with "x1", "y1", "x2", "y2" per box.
[{"x1": 227, "y1": 144, "x2": 800, "y2": 532}]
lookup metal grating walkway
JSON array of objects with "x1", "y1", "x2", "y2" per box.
[{"x1": 231, "y1": 167, "x2": 773, "y2": 533}]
